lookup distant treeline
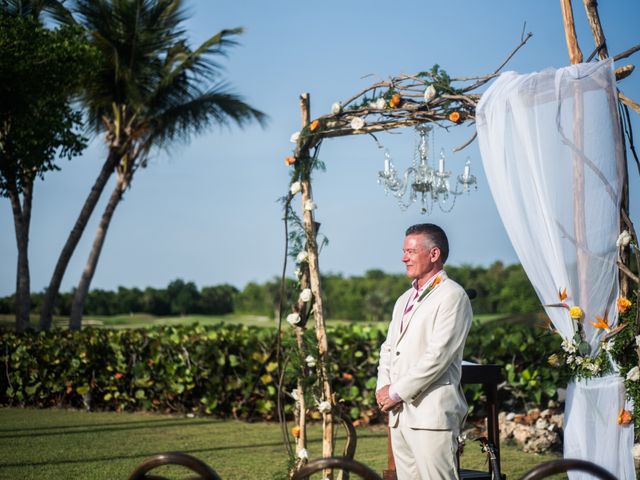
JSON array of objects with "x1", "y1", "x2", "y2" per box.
[{"x1": 0, "y1": 262, "x2": 541, "y2": 319}]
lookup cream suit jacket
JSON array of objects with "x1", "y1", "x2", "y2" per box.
[{"x1": 377, "y1": 273, "x2": 472, "y2": 430}]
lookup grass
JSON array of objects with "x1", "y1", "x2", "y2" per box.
[
  {"x1": 0, "y1": 407, "x2": 562, "y2": 480},
  {"x1": 0, "y1": 312, "x2": 512, "y2": 331}
]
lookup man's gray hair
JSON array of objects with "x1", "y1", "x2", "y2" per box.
[{"x1": 405, "y1": 223, "x2": 449, "y2": 264}]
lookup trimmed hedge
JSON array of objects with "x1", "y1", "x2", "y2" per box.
[{"x1": 0, "y1": 320, "x2": 566, "y2": 420}]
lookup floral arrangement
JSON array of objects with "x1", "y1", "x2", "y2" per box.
[{"x1": 545, "y1": 228, "x2": 640, "y2": 431}]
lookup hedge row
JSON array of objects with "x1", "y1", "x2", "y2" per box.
[{"x1": 0, "y1": 320, "x2": 566, "y2": 421}]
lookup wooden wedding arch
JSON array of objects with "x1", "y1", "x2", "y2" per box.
[{"x1": 278, "y1": 1, "x2": 640, "y2": 477}]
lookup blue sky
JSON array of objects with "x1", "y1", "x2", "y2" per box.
[{"x1": 1, "y1": 0, "x2": 639, "y2": 296}]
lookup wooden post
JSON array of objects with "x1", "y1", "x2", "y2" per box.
[
  {"x1": 298, "y1": 93, "x2": 335, "y2": 471},
  {"x1": 582, "y1": 0, "x2": 609, "y2": 59},
  {"x1": 560, "y1": 0, "x2": 583, "y2": 64}
]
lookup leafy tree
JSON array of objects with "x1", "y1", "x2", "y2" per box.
[
  {"x1": 0, "y1": 8, "x2": 96, "y2": 332},
  {"x1": 37, "y1": 0, "x2": 267, "y2": 330},
  {"x1": 199, "y1": 284, "x2": 238, "y2": 315},
  {"x1": 166, "y1": 279, "x2": 200, "y2": 316}
]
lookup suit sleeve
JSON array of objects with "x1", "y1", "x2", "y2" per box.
[
  {"x1": 392, "y1": 288, "x2": 471, "y2": 401},
  {"x1": 376, "y1": 295, "x2": 404, "y2": 391}
]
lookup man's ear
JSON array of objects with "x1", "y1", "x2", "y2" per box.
[{"x1": 430, "y1": 246, "x2": 441, "y2": 262}]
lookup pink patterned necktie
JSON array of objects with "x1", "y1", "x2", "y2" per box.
[{"x1": 400, "y1": 288, "x2": 420, "y2": 332}]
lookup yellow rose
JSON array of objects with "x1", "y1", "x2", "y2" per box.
[
  {"x1": 569, "y1": 306, "x2": 583, "y2": 320},
  {"x1": 547, "y1": 353, "x2": 561, "y2": 367}
]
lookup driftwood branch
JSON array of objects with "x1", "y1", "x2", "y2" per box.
[
  {"x1": 618, "y1": 261, "x2": 640, "y2": 285},
  {"x1": 619, "y1": 91, "x2": 640, "y2": 116},
  {"x1": 560, "y1": 0, "x2": 583, "y2": 64},
  {"x1": 613, "y1": 43, "x2": 640, "y2": 62}
]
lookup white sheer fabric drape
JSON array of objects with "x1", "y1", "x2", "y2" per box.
[{"x1": 476, "y1": 59, "x2": 634, "y2": 479}]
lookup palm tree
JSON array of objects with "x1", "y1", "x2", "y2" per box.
[
  {"x1": 1, "y1": 0, "x2": 89, "y2": 332},
  {"x1": 38, "y1": 0, "x2": 266, "y2": 330}
]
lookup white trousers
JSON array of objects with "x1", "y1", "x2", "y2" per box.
[{"x1": 391, "y1": 413, "x2": 460, "y2": 480}]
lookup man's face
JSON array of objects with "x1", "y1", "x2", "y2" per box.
[{"x1": 402, "y1": 234, "x2": 440, "y2": 286}]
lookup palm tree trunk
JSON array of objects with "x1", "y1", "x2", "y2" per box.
[
  {"x1": 8, "y1": 179, "x2": 33, "y2": 333},
  {"x1": 69, "y1": 177, "x2": 126, "y2": 330},
  {"x1": 39, "y1": 152, "x2": 118, "y2": 330}
]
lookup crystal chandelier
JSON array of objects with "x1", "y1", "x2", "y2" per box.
[{"x1": 377, "y1": 125, "x2": 477, "y2": 214}]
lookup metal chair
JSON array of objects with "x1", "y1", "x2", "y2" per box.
[
  {"x1": 127, "y1": 452, "x2": 223, "y2": 480},
  {"x1": 292, "y1": 456, "x2": 383, "y2": 480},
  {"x1": 518, "y1": 459, "x2": 617, "y2": 480}
]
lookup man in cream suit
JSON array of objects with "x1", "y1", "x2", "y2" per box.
[{"x1": 376, "y1": 223, "x2": 472, "y2": 480}]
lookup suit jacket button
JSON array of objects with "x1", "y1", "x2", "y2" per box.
[{"x1": 395, "y1": 351, "x2": 400, "y2": 356}]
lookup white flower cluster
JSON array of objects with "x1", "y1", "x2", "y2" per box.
[
  {"x1": 290, "y1": 181, "x2": 301, "y2": 195},
  {"x1": 297, "y1": 448, "x2": 308, "y2": 460},
  {"x1": 350, "y1": 117, "x2": 365, "y2": 130},
  {"x1": 561, "y1": 338, "x2": 577, "y2": 354},
  {"x1": 331, "y1": 102, "x2": 342, "y2": 114},
  {"x1": 424, "y1": 85, "x2": 436, "y2": 102},
  {"x1": 299, "y1": 288, "x2": 312, "y2": 303},
  {"x1": 318, "y1": 400, "x2": 332, "y2": 414},
  {"x1": 296, "y1": 251, "x2": 308, "y2": 263},
  {"x1": 286, "y1": 313, "x2": 301, "y2": 327},
  {"x1": 616, "y1": 230, "x2": 632, "y2": 248},
  {"x1": 290, "y1": 131, "x2": 300, "y2": 143},
  {"x1": 304, "y1": 199, "x2": 316, "y2": 211},
  {"x1": 305, "y1": 355, "x2": 316, "y2": 368},
  {"x1": 368, "y1": 97, "x2": 386, "y2": 110},
  {"x1": 627, "y1": 366, "x2": 640, "y2": 382}
]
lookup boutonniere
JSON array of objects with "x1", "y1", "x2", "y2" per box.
[{"x1": 417, "y1": 274, "x2": 443, "y2": 303}]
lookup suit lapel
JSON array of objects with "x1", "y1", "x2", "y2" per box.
[{"x1": 395, "y1": 272, "x2": 448, "y2": 346}]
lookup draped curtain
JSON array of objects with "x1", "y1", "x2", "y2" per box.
[{"x1": 476, "y1": 59, "x2": 634, "y2": 479}]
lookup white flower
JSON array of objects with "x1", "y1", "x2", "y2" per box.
[
  {"x1": 294, "y1": 268, "x2": 302, "y2": 278},
  {"x1": 635, "y1": 335, "x2": 640, "y2": 348},
  {"x1": 574, "y1": 356, "x2": 584, "y2": 366},
  {"x1": 299, "y1": 288, "x2": 312, "y2": 302},
  {"x1": 290, "y1": 131, "x2": 300, "y2": 143},
  {"x1": 561, "y1": 338, "x2": 577, "y2": 354},
  {"x1": 305, "y1": 355, "x2": 316, "y2": 368},
  {"x1": 331, "y1": 102, "x2": 342, "y2": 114},
  {"x1": 318, "y1": 400, "x2": 332, "y2": 414},
  {"x1": 602, "y1": 340, "x2": 614, "y2": 352},
  {"x1": 587, "y1": 362, "x2": 600, "y2": 374},
  {"x1": 296, "y1": 251, "x2": 308, "y2": 263},
  {"x1": 627, "y1": 366, "x2": 640, "y2": 382},
  {"x1": 424, "y1": 85, "x2": 437, "y2": 102},
  {"x1": 291, "y1": 389, "x2": 299, "y2": 401},
  {"x1": 633, "y1": 443, "x2": 640, "y2": 459},
  {"x1": 617, "y1": 230, "x2": 632, "y2": 248},
  {"x1": 566, "y1": 355, "x2": 575, "y2": 365},
  {"x1": 374, "y1": 97, "x2": 386, "y2": 109},
  {"x1": 286, "y1": 313, "x2": 301, "y2": 327},
  {"x1": 290, "y1": 181, "x2": 302, "y2": 195},
  {"x1": 304, "y1": 199, "x2": 316, "y2": 211},
  {"x1": 350, "y1": 117, "x2": 365, "y2": 130},
  {"x1": 297, "y1": 448, "x2": 309, "y2": 460}
]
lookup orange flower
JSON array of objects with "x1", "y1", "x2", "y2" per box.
[
  {"x1": 285, "y1": 156, "x2": 296, "y2": 166},
  {"x1": 389, "y1": 94, "x2": 401, "y2": 108},
  {"x1": 617, "y1": 296, "x2": 632, "y2": 314},
  {"x1": 618, "y1": 408, "x2": 632, "y2": 425},
  {"x1": 449, "y1": 111, "x2": 461, "y2": 123},
  {"x1": 309, "y1": 120, "x2": 320, "y2": 132},
  {"x1": 431, "y1": 275, "x2": 443, "y2": 289},
  {"x1": 114, "y1": 372, "x2": 124, "y2": 379},
  {"x1": 342, "y1": 373, "x2": 353, "y2": 381},
  {"x1": 558, "y1": 287, "x2": 568, "y2": 302},
  {"x1": 590, "y1": 314, "x2": 610, "y2": 333},
  {"x1": 291, "y1": 426, "x2": 301, "y2": 438}
]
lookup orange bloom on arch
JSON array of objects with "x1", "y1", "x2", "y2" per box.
[
  {"x1": 618, "y1": 408, "x2": 632, "y2": 425},
  {"x1": 558, "y1": 287, "x2": 568, "y2": 302},
  {"x1": 617, "y1": 296, "x2": 632, "y2": 314},
  {"x1": 291, "y1": 425, "x2": 301, "y2": 438},
  {"x1": 590, "y1": 314, "x2": 610, "y2": 333},
  {"x1": 285, "y1": 156, "x2": 296, "y2": 166},
  {"x1": 449, "y1": 111, "x2": 461, "y2": 123},
  {"x1": 309, "y1": 119, "x2": 320, "y2": 132},
  {"x1": 389, "y1": 94, "x2": 402, "y2": 108}
]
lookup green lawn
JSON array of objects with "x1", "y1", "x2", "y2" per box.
[
  {"x1": 0, "y1": 407, "x2": 561, "y2": 480},
  {"x1": 0, "y1": 312, "x2": 510, "y2": 331}
]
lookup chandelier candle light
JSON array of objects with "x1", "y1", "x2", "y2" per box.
[{"x1": 378, "y1": 125, "x2": 477, "y2": 214}]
